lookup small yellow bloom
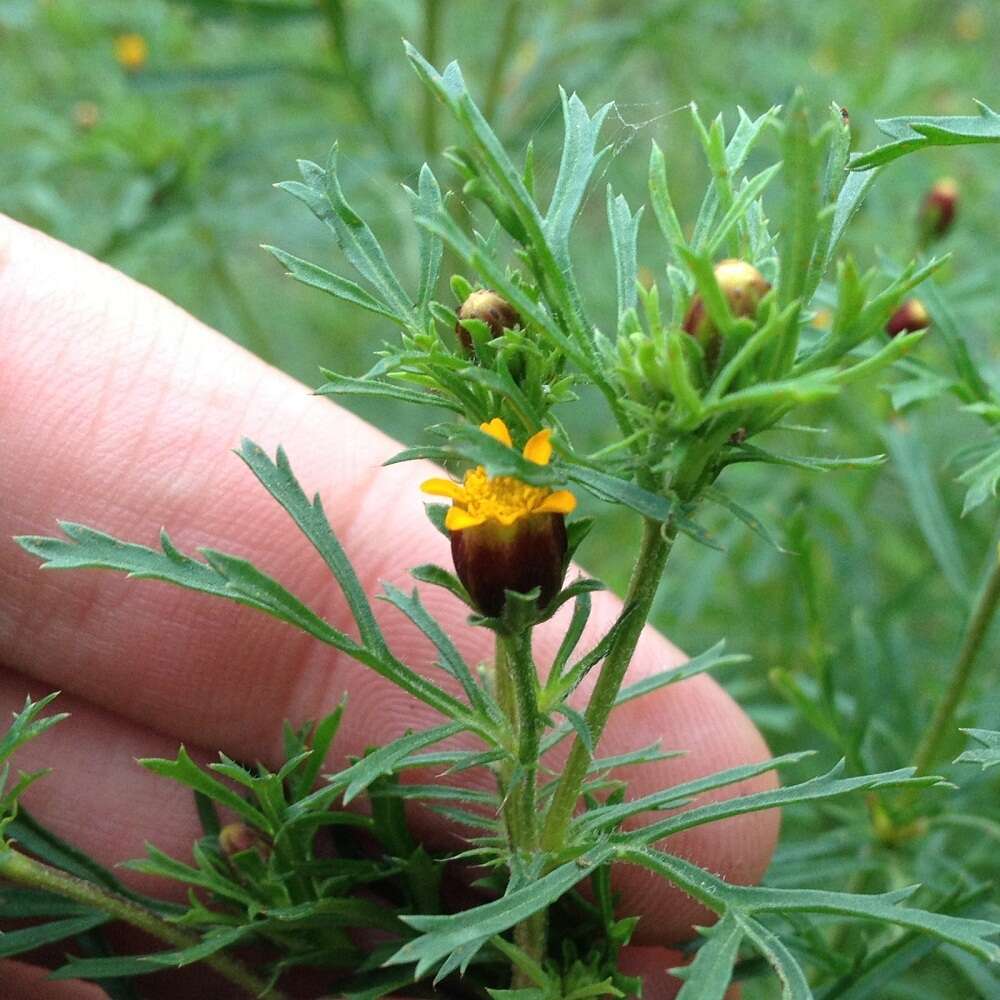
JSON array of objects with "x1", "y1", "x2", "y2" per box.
[
  {"x1": 421, "y1": 418, "x2": 576, "y2": 616},
  {"x1": 422, "y1": 418, "x2": 576, "y2": 532},
  {"x1": 114, "y1": 33, "x2": 148, "y2": 73}
]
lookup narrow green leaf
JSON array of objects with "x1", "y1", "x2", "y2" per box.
[
  {"x1": 388, "y1": 845, "x2": 615, "y2": 976},
  {"x1": 314, "y1": 370, "x2": 462, "y2": 413},
  {"x1": 405, "y1": 164, "x2": 444, "y2": 321},
  {"x1": 615, "y1": 640, "x2": 750, "y2": 706},
  {"x1": 850, "y1": 102, "x2": 1000, "y2": 170},
  {"x1": 883, "y1": 422, "x2": 970, "y2": 598},
  {"x1": 262, "y1": 245, "x2": 402, "y2": 323},
  {"x1": 0, "y1": 912, "x2": 109, "y2": 957},
  {"x1": 606, "y1": 187, "x2": 643, "y2": 322},
  {"x1": 674, "y1": 911, "x2": 743, "y2": 1000}
]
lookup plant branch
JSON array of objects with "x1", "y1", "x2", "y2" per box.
[
  {"x1": 500, "y1": 628, "x2": 546, "y2": 978},
  {"x1": 483, "y1": 1, "x2": 522, "y2": 122},
  {"x1": 541, "y1": 517, "x2": 673, "y2": 851},
  {"x1": 0, "y1": 847, "x2": 284, "y2": 999},
  {"x1": 911, "y1": 543, "x2": 1000, "y2": 779},
  {"x1": 422, "y1": 0, "x2": 442, "y2": 156},
  {"x1": 317, "y1": 0, "x2": 398, "y2": 156}
]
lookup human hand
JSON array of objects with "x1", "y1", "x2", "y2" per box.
[{"x1": 0, "y1": 216, "x2": 778, "y2": 998}]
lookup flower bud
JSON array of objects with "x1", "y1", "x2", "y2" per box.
[
  {"x1": 421, "y1": 419, "x2": 575, "y2": 618},
  {"x1": 455, "y1": 290, "x2": 521, "y2": 355},
  {"x1": 683, "y1": 259, "x2": 770, "y2": 366},
  {"x1": 451, "y1": 512, "x2": 568, "y2": 618},
  {"x1": 918, "y1": 177, "x2": 958, "y2": 243},
  {"x1": 219, "y1": 822, "x2": 268, "y2": 859},
  {"x1": 885, "y1": 299, "x2": 930, "y2": 338}
]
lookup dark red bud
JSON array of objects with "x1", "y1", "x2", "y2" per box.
[
  {"x1": 886, "y1": 299, "x2": 930, "y2": 338},
  {"x1": 918, "y1": 177, "x2": 958, "y2": 242},
  {"x1": 451, "y1": 514, "x2": 567, "y2": 618},
  {"x1": 455, "y1": 290, "x2": 522, "y2": 354}
]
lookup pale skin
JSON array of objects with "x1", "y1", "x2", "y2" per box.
[{"x1": 0, "y1": 216, "x2": 779, "y2": 998}]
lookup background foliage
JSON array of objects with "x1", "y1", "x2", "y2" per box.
[{"x1": 4, "y1": 1, "x2": 1000, "y2": 996}]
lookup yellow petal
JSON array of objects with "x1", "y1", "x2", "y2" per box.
[
  {"x1": 446, "y1": 506, "x2": 486, "y2": 531},
  {"x1": 522, "y1": 428, "x2": 553, "y2": 465},
  {"x1": 479, "y1": 418, "x2": 512, "y2": 448},
  {"x1": 535, "y1": 489, "x2": 576, "y2": 514},
  {"x1": 420, "y1": 477, "x2": 464, "y2": 500}
]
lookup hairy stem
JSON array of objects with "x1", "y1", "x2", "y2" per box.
[
  {"x1": 541, "y1": 517, "x2": 673, "y2": 851},
  {"x1": 912, "y1": 544, "x2": 1000, "y2": 779},
  {"x1": 0, "y1": 847, "x2": 284, "y2": 999},
  {"x1": 500, "y1": 628, "x2": 545, "y2": 979}
]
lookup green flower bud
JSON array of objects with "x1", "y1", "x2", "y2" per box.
[
  {"x1": 219, "y1": 823, "x2": 269, "y2": 859},
  {"x1": 886, "y1": 299, "x2": 930, "y2": 338},
  {"x1": 683, "y1": 259, "x2": 770, "y2": 367},
  {"x1": 455, "y1": 290, "x2": 522, "y2": 355}
]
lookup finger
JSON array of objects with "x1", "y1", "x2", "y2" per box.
[
  {"x1": 0, "y1": 216, "x2": 778, "y2": 943},
  {"x1": 0, "y1": 961, "x2": 107, "y2": 999}
]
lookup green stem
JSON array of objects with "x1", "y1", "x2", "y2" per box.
[
  {"x1": 500, "y1": 629, "x2": 545, "y2": 979},
  {"x1": 422, "y1": 0, "x2": 442, "y2": 157},
  {"x1": 483, "y1": 1, "x2": 522, "y2": 122},
  {"x1": 911, "y1": 544, "x2": 1000, "y2": 779},
  {"x1": 0, "y1": 847, "x2": 284, "y2": 999},
  {"x1": 541, "y1": 517, "x2": 673, "y2": 852},
  {"x1": 317, "y1": 0, "x2": 398, "y2": 156}
]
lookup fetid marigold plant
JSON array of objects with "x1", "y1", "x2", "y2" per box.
[{"x1": 6, "y1": 43, "x2": 1000, "y2": 1000}]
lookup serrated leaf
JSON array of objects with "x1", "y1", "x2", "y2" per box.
[
  {"x1": 606, "y1": 187, "x2": 643, "y2": 322},
  {"x1": 380, "y1": 583, "x2": 495, "y2": 718},
  {"x1": 388, "y1": 845, "x2": 615, "y2": 976},
  {"x1": 262, "y1": 245, "x2": 403, "y2": 324},
  {"x1": 956, "y1": 728, "x2": 1000, "y2": 770},
  {"x1": 625, "y1": 848, "x2": 1000, "y2": 963},
  {"x1": 140, "y1": 747, "x2": 270, "y2": 830},
  {"x1": 674, "y1": 911, "x2": 743, "y2": 1000},
  {"x1": 630, "y1": 762, "x2": 942, "y2": 845},
  {"x1": 702, "y1": 486, "x2": 785, "y2": 550},
  {"x1": 314, "y1": 370, "x2": 462, "y2": 413},
  {"x1": 850, "y1": 102, "x2": 1000, "y2": 170},
  {"x1": 405, "y1": 163, "x2": 444, "y2": 321},
  {"x1": 957, "y1": 443, "x2": 1000, "y2": 516},
  {"x1": 278, "y1": 150, "x2": 414, "y2": 322},
  {"x1": 615, "y1": 640, "x2": 749, "y2": 706},
  {"x1": 575, "y1": 752, "x2": 813, "y2": 835},
  {"x1": 236, "y1": 440, "x2": 390, "y2": 656}
]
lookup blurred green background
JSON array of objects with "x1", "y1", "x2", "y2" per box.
[{"x1": 4, "y1": 2, "x2": 1000, "y2": 992}]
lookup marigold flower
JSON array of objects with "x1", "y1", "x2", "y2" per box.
[
  {"x1": 886, "y1": 299, "x2": 930, "y2": 338},
  {"x1": 114, "y1": 33, "x2": 148, "y2": 73},
  {"x1": 421, "y1": 418, "x2": 576, "y2": 617}
]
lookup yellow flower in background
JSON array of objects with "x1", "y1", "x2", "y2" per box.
[
  {"x1": 114, "y1": 33, "x2": 148, "y2": 73},
  {"x1": 421, "y1": 418, "x2": 576, "y2": 616}
]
